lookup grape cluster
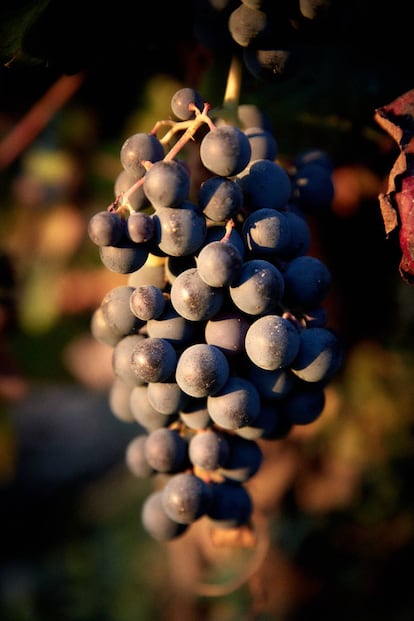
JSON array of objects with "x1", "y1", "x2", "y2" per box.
[{"x1": 88, "y1": 86, "x2": 342, "y2": 542}]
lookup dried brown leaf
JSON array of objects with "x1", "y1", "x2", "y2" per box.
[{"x1": 375, "y1": 88, "x2": 414, "y2": 283}]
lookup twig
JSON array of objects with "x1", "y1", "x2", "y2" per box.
[{"x1": 0, "y1": 72, "x2": 85, "y2": 170}]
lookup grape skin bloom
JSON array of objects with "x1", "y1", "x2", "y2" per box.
[
  {"x1": 245, "y1": 314, "x2": 301, "y2": 370},
  {"x1": 200, "y1": 125, "x2": 252, "y2": 176}
]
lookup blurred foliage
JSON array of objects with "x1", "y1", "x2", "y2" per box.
[{"x1": 1, "y1": 2, "x2": 414, "y2": 620}]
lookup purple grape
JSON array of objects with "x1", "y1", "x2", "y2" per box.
[
  {"x1": 161, "y1": 472, "x2": 212, "y2": 524},
  {"x1": 125, "y1": 434, "x2": 154, "y2": 478},
  {"x1": 171, "y1": 87, "x2": 204, "y2": 120},
  {"x1": 188, "y1": 428, "x2": 230, "y2": 471},
  {"x1": 141, "y1": 490, "x2": 188, "y2": 541},
  {"x1": 207, "y1": 375, "x2": 261, "y2": 430},
  {"x1": 198, "y1": 175, "x2": 244, "y2": 222},
  {"x1": 170, "y1": 267, "x2": 224, "y2": 321},
  {"x1": 229, "y1": 259, "x2": 285, "y2": 315},
  {"x1": 200, "y1": 125, "x2": 251, "y2": 176},
  {"x1": 245, "y1": 314, "x2": 301, "y2": 370},
  {"x1": 144, "y1": 427, "x2": 189, "y2": 473},
  {"x1": 120, "y1": 132, "x2": 164, "y2": 177},
  {"x1": 176, "y1": 343, "x2": 230, "y2": 398},
  {"x1": 143, "y1": 159, "x2": 191, "y2": 209},
  {"x1": 130, "y1": 336, "x2": 177, "y2": 383},
  {"x1": 88, "y1": 210, "x2": 124, "y2": 247},
  {"x1": 196, "y1": 239, "x2": 243, "y2": 287}
]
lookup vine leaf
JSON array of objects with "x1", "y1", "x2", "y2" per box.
[{"x1": 375, "y1": 88, "x2": 414, "y2": 284}]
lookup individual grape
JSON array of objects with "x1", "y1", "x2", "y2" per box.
[
  {"x1": 101, "y1": 286, "x2": 144, "y2": 338},
  {"x1": 196, "y1": 239, "x2": 243, "y2": 287},
  {"x1": 245, "y1": 314, "x2": 301, "y2": 370},
  {"x1": 130, "y1": 336, "x2": 177, "y2": 383},
  {"x1": 126, "y1": 212, "x2": 155, "y2": 244},
  {"x1": 146, "y1": 299, "x2": 197, "y2": 347},
  {"x1": 198, "y1": 175, "x2": 244, "y2": 222},
  {"x1": 280, "y1": 207, "x2": 311, "y2": 259},
  {"x1": 235, "y1": 400, "x2": 283, "y2": 440},
  {"x1": 199, "y1": 125, "x2": 251, "y2": 177},
  {"x1": 112, "y1": 333, "x2": 146, "y2": 387},
  {"x1": 279, "y1": 382, "x2": 326, "y2": 425},
  {"x1": 125, "y1": 434, "x2": 154, "y2": 478},
  {"x1": 207, "y1": 375, "x2": 261, "y2": 430},
  {"x1": 175, "y1": 343, "x2": 230, "y2": 398},
  {"x1": 228, "y1": 3, "x2": 270, "y2": 47},
  {"x1": 144, "y1": 427, "x2": 189, "y2": 473},
  {"x1": 204, "y1": 224, "x2": 246, "y2": 259},
  {"x1": 90, "y1": 306, "x2": 123, "y2": 347},
  {"x1": 170, "y1": 267, "x2": 224, "y2": 321},
  {"x1": 147, "y1": 380, "x2": 190, "y2": 416},
  {"x1": 218, "y1": 434, "x2": 263, "y2": 482},
  {"x1": 290, "y1": 326, "x2": 343, "y2": 383},
  {"x1": 243, "y1": 126, "x2": 278, "y2": 162},
  {"x1": 188, "y1": 428, "x2": 230, "y2": 471},
  {"x1": 246, "y1": 364, "x2": 295, "y2": 400},
  {"x1": 291, "y1": 162, "x2": 335, "y2": 212},
  {"x1": 120, "y1": 132, "x2": 164, "y2": 177},
  {"x1": 282, "y1": 255, "x2": 331, "y2": 310},
  {"x1": 229, "y1": 259, "x2": 285, "y2": 315},
  {"x1": 152, "y1": 202, "x2": 207, "y2": 257},
  {"x1": 242, "y1": 207, "x2": 292, "y2": 258},
  {"x1": 99, "y1": 237, "x2": 149, "y2": 274},
  {"x1": 237, "y1": 158, "x2": 292, "y2": 211},
  {"x1": 129, "y1": 284, "x2": 166, "y2": 321},
  {"x1": 108, "y1": 377, "x2": 134, "y2": 422},
  {"x1": 88, "y1": 210, "x2": 125, "y2": 247},
  {"x1": 130, "y1": 384, "x2": 177, "y2": 431},
  {"x1": 114, "y1": 169, "x2": 151, "y2": 213},
  {"x1": 242, "y1": 46, "x2": 297, "y2": 82},
  {"x1": 161, "y1": 472, "x2": 212, "y2": 524},
  {"x1": 205, "y1": 310, "x2": 250, "y2": 357},
  {"x1": 114, "y1": 167, "x2": 142, "y2": 190},
  {"x1": 179, "y1": 398, "x2": 211, "y2": 430},
  {"x1": 171, "y1": 87, "x2": 204, "y2": 120},
  {"x1": 206, "y1": 481, "x2": 253, "y2": 528},
  {"x1": 141, "y1": 490, "x2": 188, "y2": 541},
  {"x1": 143, "y1": 159, "x2": 191, "y2": 209}
]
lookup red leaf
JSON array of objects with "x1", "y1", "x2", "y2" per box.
[
  {"x1": 375, "y1": 88, "x2": 414, "y2": 284},
  {"x1": 397, "y1": 176, "x2": 414, "y2": 283}
]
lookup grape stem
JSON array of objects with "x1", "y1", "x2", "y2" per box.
[
  {"x1": 223, "y1": 54, "x2": 243, "y2": 107},
  {"x1": 282, "y1": 309, "x2": 306, "y2": 329},
  {"x1": 222, "y1": 218, "x2": 235, "y2": 242},
  {"x1": 210, "y1": 53, "x2": 243, "y2": 126},
  {"x1": 110, "y1": 103, "x2": 216, "y2": 214}
]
